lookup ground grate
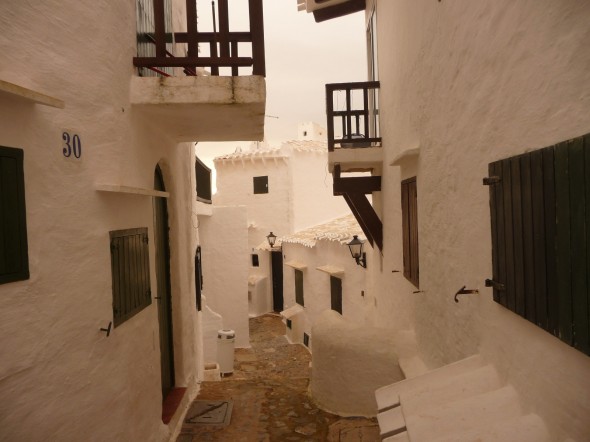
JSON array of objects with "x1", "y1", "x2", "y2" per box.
[{"x1": 183, "y1": 400, "x2": 233, "y2": 426}]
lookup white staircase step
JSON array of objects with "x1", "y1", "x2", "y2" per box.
[
  {"x1": 376, "y1": 354, "x2": 485, "y2": 411},
  {"x1": 377, "y1": 405, "x2": 406, "y2": 438},
  {"x1": 431, "y1": 413, "x2": 551, "y2": 442},
  {"x1": 398, "y1": 355, "x2": 429, "y2": 379},
  {"x1": 406, "y1": 385, "x2": 523, "y2": 441},
  {"x1": 401, "y1": 364, "x2": 502, "y2": 416},
  {"x1": 383, "y1": 430, "x2": 410, "y2": 442}
]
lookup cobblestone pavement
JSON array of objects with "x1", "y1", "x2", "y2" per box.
[{"x1": 177, "y1": 313, "x2": 379, "y2": 442}]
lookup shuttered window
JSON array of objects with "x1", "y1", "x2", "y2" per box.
[
  {"x1": 0, "y1": 146, "x2": 29, "y2": 285},
  {"x1": 253, "y1": 176, "x2": 268, "y2": 194},
  {"x1": 330, "y1": 276, "x2": 342, "y2": 314},
  {"x1": 401, "y1": 177, "x2": 419, "y2": 287},
  {"x1": 488, "y1": 133, "x2": 590, "y2": 356},
  {"x1": 295, "y1": 269, "x2": 304, "y2": 306},
  {"x1": 109, "y1": 228, "x2": 152, "y2": 326}
]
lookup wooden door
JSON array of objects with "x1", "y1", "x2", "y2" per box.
[
  {"x1": 271, "y1": 251, "x2": 283, "y2": 312},
  {"x1": 154, "y1": 166, "x2": 175, "y2": 399}
]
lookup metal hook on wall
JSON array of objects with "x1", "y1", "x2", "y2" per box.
[
  {"x1": 100, "y1": 321, "x2": 112, "y2": 337},
  {"x1": 454, "y1": 286, "x2": 479, "y2": 303}
]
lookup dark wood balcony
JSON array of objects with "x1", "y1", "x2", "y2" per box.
[
  {"x1": 130, "y1": 0, "x2": 266, "y2": 141},
  {"x1": 133, "y1": 0, "x2": 265, "y2": 77},
  {"x1": 325, "y1": 81, "x2": 381, "y2": 173}
]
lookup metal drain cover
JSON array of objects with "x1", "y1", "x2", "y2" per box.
[{"x1": 184, "y1": 400, "x2": 233, "y2": 426}]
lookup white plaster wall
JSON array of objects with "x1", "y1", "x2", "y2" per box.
[
  {"x1": 214, "y1": 158, "x2": 292, "y2": 239},
  {"x1": 282, "y1": 240, "x2": 373, "y2": 345},
  {"x1": 369, "y1": 1, "x2": 590, "y2": 439},
  {"x1": 311, "y1": 310, "x2": 404, "y2": 417},
  {"x1": 199, "y1": 206, "x2": 250, "y2": 348},
  {"x1": 290, "y1": 151, "x2": 350, "y2": 232},
  {"x1": 0, "y1": 0, "x2": 260, "y2": 439}
]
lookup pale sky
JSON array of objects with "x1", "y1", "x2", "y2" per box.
[{"x1": 196, "y1": 0, "x2": 367, "y2": 168}]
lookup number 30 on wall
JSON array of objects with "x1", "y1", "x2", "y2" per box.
[{"x1": 62, "y1": 131, "x2": 82, "y2": 159}]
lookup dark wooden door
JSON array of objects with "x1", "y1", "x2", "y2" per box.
[
  {"x1": 154, "y1": 166, "x2": 175, "y2": 399},
  {"x1": 271, "y1": 251, "x2": 283, "y2": 312}
]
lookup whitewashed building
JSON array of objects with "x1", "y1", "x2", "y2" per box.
[
  {"x1": 299, "y1": 0, "x2": 590, "y2": 440},
  {"x1": 278, "y1": 214, "x2": 370, "y2": 346},
  {"x1": 213, "y1": 123, "x2": 349, "y2": 317},
  {"x1": 0, "y1": 0, "x2": 265, "y2": 440}
]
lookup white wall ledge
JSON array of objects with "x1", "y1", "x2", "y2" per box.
[
  {"x1": 390, "y1": 146, "x2": 420, "y2": 166},
  {"x1": 316, "y1": 265, "x2": 345, "y2": 278},
  {"x1": 285, "y1": 260, "x2": 307, "y2": 270},
  {"x1": 0, "y1": 79, "x2": 65, "y2": 109},
  {"x1": 95, "y1": 184, "x2": 169, "y2": 198}
]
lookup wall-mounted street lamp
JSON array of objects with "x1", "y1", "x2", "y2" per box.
[
  {"x1": 347, "y1": 235, "x2": 367, "y2": 268},
  {"x1": 266, "y1": 231, "x2": 278, "y2": 248}
]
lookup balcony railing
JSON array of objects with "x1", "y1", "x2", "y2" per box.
[
  {"x1": 326, "y1": 81, "x2": 381, "y2": 152},
  {"x1": 133, "y1": 0, "x2": 265, "y2": 77},
  {"x1": 195, "y1": 157, "x2": 212, "y2": 204}
]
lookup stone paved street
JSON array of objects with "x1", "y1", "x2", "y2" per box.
[{"x1": 177, "y1": 314, "x2": 379, "y2": 441}]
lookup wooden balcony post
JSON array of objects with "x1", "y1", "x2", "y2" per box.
[
  {"x1": 186, "y1": 0, "x2": 198, "y2": 74},
  {"x1": 153, "y1": 0, "x2": 166, "y2": 58},
  {"x1": 326, "y1": 84, "x2": 335, "y2": 151},
  {"x1": 249, "y1": 0, "x2": 266, "y2": 76}
]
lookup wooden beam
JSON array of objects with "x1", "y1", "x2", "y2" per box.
[
  {"x1": 133, "y1": 56, "x2": 253, "y2": 68},
  {"x1": 343, "y1": 192, "x2": 383, "y2": 251},
  {"x1": 153, "y1": 0, "x2": 166, "y2": 57},
  {"x1": 313, "y1": 0, "x2": 366, "y2": 23},
  {"x1": 334, "y1": 176, "x2": 381, "y2": 195}
]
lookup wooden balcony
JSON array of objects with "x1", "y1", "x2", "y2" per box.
[
  {"x1": 326, "y1": 81, "x2": 382, "y2": 172},
  {"x1": 130, "y1": 0, "x2": 266, "y2": 141}
]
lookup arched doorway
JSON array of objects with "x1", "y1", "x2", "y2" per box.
[{"x1": 154, "y1": 165, "x2": 175, "y2": 399}]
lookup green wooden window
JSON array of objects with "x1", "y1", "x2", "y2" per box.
[
  {"x1": 195, "y1": 157, "x2": 212, "y2": 204},
  {"x1": 295, "y1": 269, "x2": 304, "y2": 306},
  {"x1": 253, "y1": 176, "x2": 268, "y2": 194},
  {"x1": 109, "y1": 228, "x2": 152, "y2": 326},
  {"x1": 401, "y1": 177, "x2": 419, "y2": 287},
  {"x1": 0, "y1": 146, "x2": 29, "y2": 285},
  {"x1": 330, "y1": 276, "x2": 342, "y2": 314},
  {"x1": 488, "y1": 132, "x2": 590, "y2": 356}
]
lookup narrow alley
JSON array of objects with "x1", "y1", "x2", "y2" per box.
[{"x1": 177, "y1": 314, "x2": 379, "y2": 442}]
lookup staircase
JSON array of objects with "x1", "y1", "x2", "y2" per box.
[{"x1": 375, "y1": 355, "x2": 551, "y2": 441}]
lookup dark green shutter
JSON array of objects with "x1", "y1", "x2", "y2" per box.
[
  {"x1": 330, "y1": 276, "x2": 342, "y2": 314},
  {"x1": 295, "y1": 269, "x2": 304, "y2": 306},
  {"x1": 0, "y1": 146, "x2": 29, "y2": 284},
  {"x1": 109, "y1": 228, "x2": 152, "y2": 326},
  {"x1": 488, "y1": 133, "x2": 590, "y2": 356}
]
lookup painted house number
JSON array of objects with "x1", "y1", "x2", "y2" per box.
[{"x1": 62, "y1": 131, "x2": 82, "y2": 158}]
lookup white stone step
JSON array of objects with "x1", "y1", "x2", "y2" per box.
[
  {"x1": 377, "y1": 405, "x2": 405, "y2": 438},
  {"x1": 406, "y1": 385, "x2": 523, "y2": 441},
  {"x1": 430, "y1": 413, "x2": 551, "y2": 442},
  {"x1": 375, "y1": 354, "x2": 485, "y2": 411},
  {"x1": 383, "y1": 430, "x2": 410, "y2": 442},
  {"x1": 400, "y1": 364, "x2": 502, "y2": 416}
]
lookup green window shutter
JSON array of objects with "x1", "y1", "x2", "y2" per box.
[
  {"x1": 109, "y1": 228, "x2": 152, "y2": 326},
  {"x1": 330, "y1": 276, "x2": 342, "y2": 314},
  {"x1": 487, "y1": 132, "x2": 590, "y2": 356},
  {"x1": 253, "y1": 176, "x2": 268, "y2": 194},
  {"x1": 0, "y1": 146, "x2": 29, "y2": 284},
  {"x1": 295, "y1": 269, "x2": 304, "y2": 306},
  {"x1": 401, "y1": 177, "x2": 419, "y2": 287}
]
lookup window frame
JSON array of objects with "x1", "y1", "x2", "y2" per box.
[
  {"x1": 330, "y1": 275, "x2": 342, "y2": 314},
  {"x1": 401, "y1": 177, "x2": 419, "y2": 288}
]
